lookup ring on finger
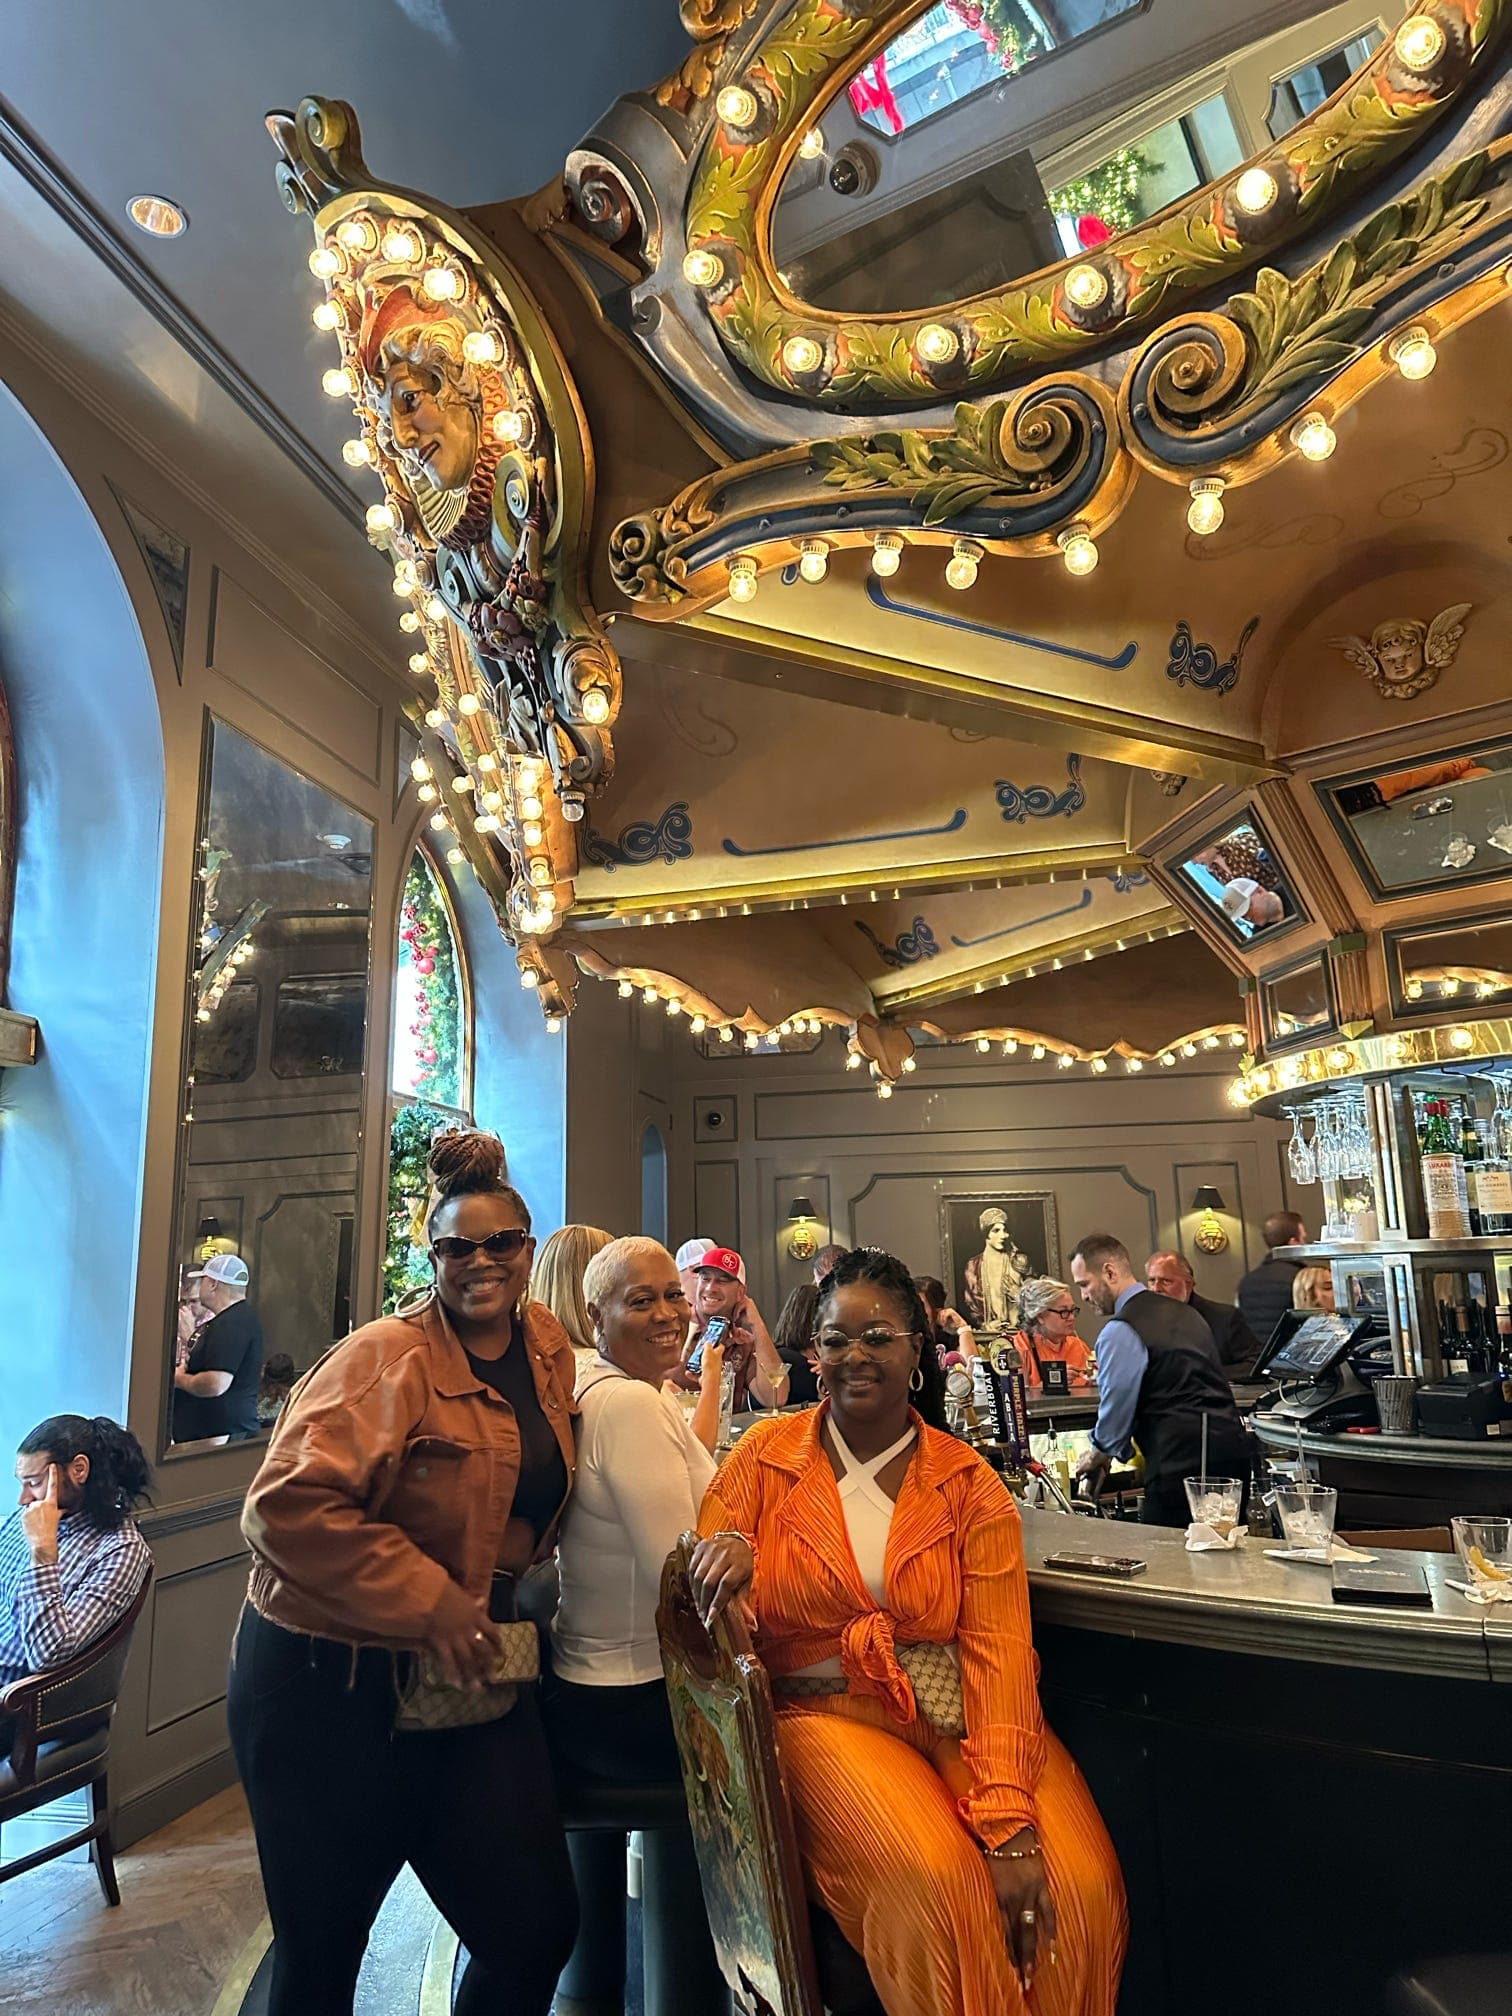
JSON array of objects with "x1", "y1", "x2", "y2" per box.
[{"x1": 1020, "y1": 1908, "x2": 1036, "y2": 1925}]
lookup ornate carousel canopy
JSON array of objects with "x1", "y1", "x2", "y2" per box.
[{"x1": 267, "y1": 0, "x2": 1512, "y2": 1083}]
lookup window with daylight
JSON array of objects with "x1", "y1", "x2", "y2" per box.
[{"x1": 386, "y1": 846, "x2": 471, "y2": 1311}]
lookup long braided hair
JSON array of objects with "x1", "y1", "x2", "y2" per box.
[{"x1": 814, "y1": 1249, "x2": 948, "y2": 1431}]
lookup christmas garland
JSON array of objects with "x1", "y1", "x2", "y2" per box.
[
  {"x1": 384, "y1": 1098, "x2": 462, "y2": 1311},
  {"x1": 1048, "y1": 145, "x2": 1155, "y2": 244},
  {"x1": 399, "y1": 852, "x2": 461, "y2": 1107}
]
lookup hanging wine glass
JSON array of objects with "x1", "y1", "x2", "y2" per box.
[
  {"x1": 1315, "y1": 1101, "x2": 1341, "y2": 1185},
  {"x1": 1286, "y1": 1106, "x2": 1316, "y2": 1186},
  {"x1": 1342, "y1": 1098, "x2": 1372, "y2": 1181},
  {"x1": 1495, "y1": 1077, "x2": 1512, "y2": 1162}
]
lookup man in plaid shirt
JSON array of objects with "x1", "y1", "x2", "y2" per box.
[{"x1": 1, "y1": 1415, "x2": 152, "y2": 1689}]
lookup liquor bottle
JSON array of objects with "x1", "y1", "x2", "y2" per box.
[
  {"x1": 1446, "y1": 1304, "x2": 1472, "y2": 1378},
  {"x1": 1473, "y1": 1144, "x2": 1512, "y2": 1238},
  {"x1": 1460, "y1": 1108, "x2": 1486, "y2": 1235},
  {"x1": 1497, "y1": 1310, "x2": 1512, "y2": 1406},
  {"x1": 1420, "y1": 1100, "x2": 1472, "y2": 1240}
]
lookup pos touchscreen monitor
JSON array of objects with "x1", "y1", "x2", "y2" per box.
[{"x1": 1257, "y1": 1312, "x2": 1371, "y2": 1384}]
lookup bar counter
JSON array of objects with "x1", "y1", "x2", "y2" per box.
[{"x1": 1252, "y1": 1412, "x2": 1512, "y2": 1522}]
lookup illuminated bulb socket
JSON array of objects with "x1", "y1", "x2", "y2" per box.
[
  {"x1": 644, "y1": 987, "x2": 660, "y2": 1005},
  {"x1": 945, "y1": 538, "x2": 983, "y2": 591},
  {"x1": 682, "y1": 247, "x2": 724, "y2": 289},
  {"x1": 545, "y1": 1015, "x2": 562, "y2": 1034},
  {"x1": 1186, "y1": 478, "x2": 1226, "y2": 536},
  {"x1": 727, "y1": 555, "x2": 759, "y2": 603},
  {"x1": 410, "y1": 756, "x2": 432, "y2": 782},
  {"x1": 618, "y1": 980, "x2": 634, "y2": 998},
  {"x1": 1389, "y1": 325, "x2": 1437, "y2": 380},
  {"x1": 1057, "y1": 524, "x2": 1099, "y2": 575},
  {"x1": 1003, "y1": 1040, "x2": 1017, "y2": 1056},
  {"x1": 367, "y1": 502, "x2": 399, "y2": 535},
  {"x1": 381, "y1": 226, "x2": 421, "y2": 263},
  {"x1": 1058, "y1": 1053, "x2": 1074, "y2": 1070},
  {"x1": 408, "y1": 652, "x2": 431, "y2": 675},
  {"x1": 312, "y1": 300, "x2": 341, "y2": 332},
  {"x1": 416, "y1": 782, "x2": 438, "y2": 803},
  {"x1": 876, "y1": 1082, "x2": 894, "y2": 1100},
  {"x1": 871, "y1": 533, "x2": 904, "y2": 578},
  {"x1": 521, "y1": 793, "x2": 544, "y2": 821},
  {"x1": 424, "y1": 595, "x2": 447, "y2": 622},
  {"x1": 845, "y1": 1051, "x2": 862, "y2": 1070},
  {"x1": 429, "y1": 811, "x2": 449, "y2": 832},
  {"x1": 1203, "y1": 1035, "x2": 1221, "y2": 1050},
  {"x1": 420, "y1": 264, "x2": 462, "y2": 302},
  {"x1": 337, "y1": 217, "x2": 375, "y2": 252},
  {"x1": 481, "y1": 790, "x2": 504, "y2": 812},
  {"x1": 798, "y1": 539, "x2": 830, "y2": 584},
  {"x1": 715, "y1": 84, "x2": 759, "y2": 130},
  {"x1": 781, "y1": 333, "x2": 824, "y2": 377},
  {"x1": 323, "y1": 366, "x2": 355, "y2": 397},
  {"x1": 1064, "y1": 263, "x2": 1109, "y2": 311},
  {"x1": 520, "y1": 968, "x2": 540, "y2": 989},
  {"x1": 1450, "y1": 1026, "x2": 1475, "y2": 1051},
  {"x1": 399, "y1": 610, "x2": 422, "y2": 633},
  {"x1": 719, "y1": 1027, "x2": 734, "y2": 1043},
  {"x1": 915, "y1": 322, "x2": 959, "y2": 367},
  {"x1": 341, "y1": 437, "x2": 373, "y2": 468},
  {"x1": 745, "y1": 1031, "x2": 760, "y2": 1049},
  {"x1": 1127, "y1": 1058, "x2": 1144, "y2": 1072},
  {"x1": 581, "y1": 686, "x2": 611, "y2": 726},
  {"x1": 1231, "y1": 168, "x2": 1278, "y2": 216},
  {"x1": 473, "y1": 812, "x2": 501, "y2": 835},
  {"x1": 666, "y1": 999, "x2": 682, "y2": 1017},
  {"x1": 1031, "y1": 1045, "x2": 1045, "y2": 1061},
  {"x1": 457, "y1": 693, "x2": 481, "y2": 716},
  {"x1": 462, "y1": 329, "x2": 502, "y2": 365},
  {"x1": 1393, "y1": 13, "x2": 1447, "y2": 73},
  {"x1": 799, "y1": 127, "x2": 825, "y2": 161},
  {"x1": 690, "y1": 1015, "x2": 707, "y2": 1034},
  {"x1": 308, "y1": 245, "x2": 341, "y2": 279},
  {"x1": 1290, "y1": 412, "x2": 1336, "y2": 462},
  {"x1": 528, "y1": 858, "x2": 552, "y2": 888},
  {"x1": 976, "y1": 1038, "x2": 991, "y2": 1054},
  {"x1": 902, "y1": 1056, "x2": 917, "y2": 1072},
  {"x1": 475, "y1": 752, "x2": 497, "y2": 772},
  {"x1": 1181, "y1": 1043, "x2": 1197, "y2": 1058},
  {"x1": 492, "y1": 408, "x2": 528, "y2": 445},
  {"x1": 1091, "y1": 1057, "x2": 1108, "y2": 1074},
  {"x1": 424, "y1": 707, "x2": 446, "y2": 728}
]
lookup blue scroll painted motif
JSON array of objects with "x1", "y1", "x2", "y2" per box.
[
  {"x1": 722, "y1": 808, "x2": 966, "y2": 858},
  {"x1": 582, "y1": 802, "x2": 694, "y2": 872},
  {"x1": 995, "y1": 755, "x2": 1084, "y2": 824},
  {"x1": 1166, "y1": 615, "x2": 1259, "y2": 696},
  {"x1": 1107, "y1": 869, "x2": 1150, "y2": 893},
  {"x1": 949, "y1": 886, "x2": 1091, "y2": 950},
  {"x1": 866, "y1": 578, "x2": 1138, "y2": 670},
  {"x1": 854, "y1": 916, "x2": 940, "y2": 970}
]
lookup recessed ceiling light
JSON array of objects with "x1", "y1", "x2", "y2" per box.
[{"x1": 127, "y1": 195, "x2": 188, "y2": 238}]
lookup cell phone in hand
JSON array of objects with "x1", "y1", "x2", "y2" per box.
[{"x1": 687, "y1": 1316, "x2": 730, "y2": 1378}]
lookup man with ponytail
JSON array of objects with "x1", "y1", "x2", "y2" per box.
[{"x1": 2, "y1": 1415, "x2": 152, "y2": 1687}]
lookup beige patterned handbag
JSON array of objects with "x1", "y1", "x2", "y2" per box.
[
  {"x1": 897, "y1": 1641, "x2": 966, "y2": 1738},
  {"x1": 394, "y1": 1621, "x2": 540, "y2": 1732}
]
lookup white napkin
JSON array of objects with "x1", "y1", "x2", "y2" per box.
[
  {"x1": 1446, "y1": 1576, "x2": 1512, "y2": 1604},
  {"x1": 1265, "y1": 1540, "x2": 1375, "y2": 1564},
  {"x1": 1186, "y1": 1521, "x2": 1248, "y2": 1551}
]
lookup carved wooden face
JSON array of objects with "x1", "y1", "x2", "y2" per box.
[
  {"x1": 1372, "y1": 622, "x2": 1426, "y2": 686},
  {"x1": 380, "y1": 357, "x2": 479, "y2": 494}
]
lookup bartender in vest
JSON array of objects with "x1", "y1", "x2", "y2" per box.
[{"x1": 1069, "y1": 1230, "x2": 1249, "y2": 1527}]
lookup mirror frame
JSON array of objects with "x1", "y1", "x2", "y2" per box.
[
  {"x1": 1259, "y1": 946, "x2": 1337, "y2": 1054},
  {"x1": 1163, "y1": 801, "x2": 1309, "y2": 955},
  {"x1": 1317, "y1": 732, "x2": 1512, "y2": 906},
  {"x1": 1384, "y1": 906, "x2": 1512, "y2": 1020}
]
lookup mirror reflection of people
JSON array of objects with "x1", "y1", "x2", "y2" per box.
[
  {"x1": 1292, "y1": 1266, "x2": 1337, "y2": 1315},
  {"x1": 1219, "y1": 878, "x2": 1285, "y2": 931},
  {"x1": 2, "y1": 1416, "x2": 151, "y2": 1691},
  {"x1": 229, "y1": 1130, "x2": 578, "y2": 2016},
  {"x1": 1009, "y1": 1279, "x2": 1095, "y2": 1389},
  {"x1": 255, "y1": 1354, "x2": 297, "y2": 1431},
  {"x1": 963, "y1": 1210, "x2": 1030, "y2": 1330},
  {"x1": 172, "y1": 1254, "x2": 263, "y2": 1446},
  {"x1": 690, "y1": 1248, "x2": 1127, "y2": 2010}
]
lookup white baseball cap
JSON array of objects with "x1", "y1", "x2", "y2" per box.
[
  {"x1": 674, "y1": 1238, "x2": 716, "y2": 1272},
  {"x1": 1219, "y1": 877, "x2": 1259, "y2": 920},
  {"x1": 189, "y1": 1252, "x2": 250, "y2": 1288}
]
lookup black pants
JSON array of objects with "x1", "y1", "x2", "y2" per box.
[
  {"x1": 228, "y1": 1605, "x2": 576, "y2": 2016},
  {"x1": 541, "y1": 1673, "x2": 725, "y2": 2015}
]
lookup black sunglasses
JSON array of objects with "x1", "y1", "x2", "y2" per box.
[{"x1": 430, "y1": 1230, "x2": 531, "y2": 1261}]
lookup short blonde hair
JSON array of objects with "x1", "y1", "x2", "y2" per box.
[
  {"x1": 530, "y1": 1225, "x2": 613, "y2": 1353},
  {"x1": 1292, "y1": 1265, "x2": 1334, "y2": 1312},
  {"x1": 581, "y1": 1237, "x2": 677, "y2": 1326}
]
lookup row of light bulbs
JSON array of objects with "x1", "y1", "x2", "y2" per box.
[{"x1": 1236, "y1": 1019, "x2": 1485, "y2": 1104}]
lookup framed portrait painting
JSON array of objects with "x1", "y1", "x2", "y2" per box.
[{"x1": 940, "y1": 1191, "x2": 1059, "y2": 1336}]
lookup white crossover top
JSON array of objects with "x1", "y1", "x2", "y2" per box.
[
  {"x1": 551, "y1": 1359, "x2": 717, "y2": 1686},
  {"x1": 793, "y1": 1419, "x2": 918, "y2": 1679}
]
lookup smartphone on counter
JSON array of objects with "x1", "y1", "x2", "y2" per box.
[
  {"x1": 686, "y1": 1316, "x2": 730, "y2": 1378},
  {"x1": 1041, "y1": 1552, "x2": 1148, "y2": 1579}
]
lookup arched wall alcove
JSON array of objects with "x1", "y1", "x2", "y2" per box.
[
  {"x1": 640, "y1": 1121, "x2": 669, "y2": 1243},
  {"x1": 0, "y1": 375, "x2": 165, "y2": 1456}
]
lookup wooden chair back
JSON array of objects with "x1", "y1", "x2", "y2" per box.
[{"x1": 0, "y1": 1566, "x2": 152, "y2": 1792}]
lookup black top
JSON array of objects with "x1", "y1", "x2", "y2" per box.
[
  {"x1": 1236, "y1": 1254, "x2": 1307, "y2": 1350},
  {"x1": 174, "y1": 1300, "x2": 264, "y2": 1442},
  {"x1": 466, "y1": 1330, "x2": 567, "y2": 1534},
  {"x1": 777, "y1": 1346, "x2": 821, "y2": 1406},
  {"x1": 1189, "y1": 1291, "x2": 1264, "y2": 1376},
  {"x1": 1118, "y1": 1288, "x2": 1247, "y2": 1487}
]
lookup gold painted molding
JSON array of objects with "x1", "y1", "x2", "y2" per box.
[{"x1": 878, "y1": 906, "x2": 1189, "y2": 1012}]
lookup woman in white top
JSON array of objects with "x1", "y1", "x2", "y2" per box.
[{"x1": 542, "y1": 1237, "x2": 726, "y2": 2011}]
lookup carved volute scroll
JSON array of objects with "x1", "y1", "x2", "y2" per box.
[{"x1": 267, "y1": 96, "x2": 622, "y2": 954}]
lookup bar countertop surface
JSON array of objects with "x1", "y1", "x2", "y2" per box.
[
  {"x1": 1251, "y1": 1414, "x2": 1512, "y2": 1469},
  {"x1": 1019, "y1": 1506, "x2": 1501, "y2": 1681}
]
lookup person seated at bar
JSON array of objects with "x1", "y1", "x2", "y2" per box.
[
  {"x1": 772, "y1": 1280, "x2": 823, "y2": 1404},
  {"x1": 1, "y1": 1416, "x2": 152, "y2": 1690},
  {"x1": 915, "y1": 1275, "x2": 977, "y2": 1366},
  {"x1": 1144, "y1": 1252, "x2": 1262, "y2": 1376},
  {"x1": 544, "y1": 1236, "x2": 724, "y2": 2008},
  {"x1": 531, "y1": 1222, "x2": 614, "y2": 1381},
  {"x1": 1237, "y1": 1211, "x2": 1309, "y2": 1343},
  {"x1": 1006, "y1": 1278, "x2": 1096, "y2": 1389},
  {"x1": 691, "y1": 1248, "x2": 1127, "y2": 2016},
  {"x1": 1071, "y1": 1233, "x2": 1249, "y2": 1528},
  {"x1": 1292, "y1": 1265, "x2": 1336, "y2": 1315}
]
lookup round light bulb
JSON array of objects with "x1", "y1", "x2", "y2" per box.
[
  {"x1": 871, "y1": 533, "x2": 903, "y2": 578},
  {"x1": 666, "y1": 999, "x2": 682, "y2": 1017},
  {"x1": 408, "y1": 652, "x2": 430, "y2": 675},
  {"x1": 312, "y1": 300, "x2": 341, "y2": 331},
  {"x1": 716, "y1": 85, "x2": 759, "y2": 129},
  {"x1": 1091, "y1": 1056, "x2": 1108, "y2": 1074},
  {"x1": 1186, "y1": 478, "x2": 1226, "y2": 535},
  {"x1": 682, "y1": 247, "x2": 723, "y2": 288},
  {"x1": 492, "y1": 408, "x2": 527, "y2": 445},
  {"x1": 481, "y1": 790, "x2": 504, "y2": 812},
  {"x1": 845, "y1": 1051, "x2": 862, "y2": 1070},
  {"x1": 645, "y1": 987, "x2": 660, "y2": 1005},
  {"x1": 545, "y1": 1015, "x2": 562, "y2": 1035},
  {"x1": 901, "y1": 1055, "x2": 917, "y2": 1073},
  {"x1": 429, "y1": 810, "x2": 449, "y2": 832},
  {"x1": 1058, "y1": 1053, "x2": 1075, "y2": 1070},
  {"x1": 520, "y1": 968, "x2": 540, "y2": 989},
  {"x1": 308, "y1": 245, "x2": 341, "y2": 279},
  {"x1": 1127, "y1": 1057, "x2": 1144, "y2": 1072},
  {"x1": 1057, "y1": 524, "x2": 1099, "y2": 575},
  {"x1": 618, "y1": 980, "x2": 634, "y2": 998},
  {"x1": 337, "y1": 217, "x2": 373, "y2": 252},
  {"x1": 446, "y1": 845, "x2": 465, "y2": 865},
  {"x1": 393, "y1": 562, "x2": 418, "y2": 595},
  {"x1": 1064, "y1": 263, "x2": 1108, "y2": 310},
  {"x1": 1291, "y1": 412, "x2": 1336, "y2": 461},
  {"x1": 522, "y1": 821, "x2": 544, "y2": 847},
  {"x1": 916, "y1": 322, "x2": 959, "y2": 365},
  {"x1": 366, "y1": 501, "x2": 399, "y2": 535},
  {"x1": 322, "y1": 366, "x2": 355, "y2": 398},
  {"x1": 381, "y1": 226, "x2": 420, "y2": 263},
  {"x1": 799, "y1": 127, "x2": 825, "y2": 161},
  {"x1": 1181, "y1": 1042, "x2": 1198, "y2": 1058},
  {"x1": 450, "y1": 773, "x2": 474, "y2": 793},
  {"x1": 475, "y1": 752, "x2": 497, "y2": 772},
  {"x1": 341, "y1": 437, "x2": 373, "y2": 468},
  {"x1": 416, "y1": 782, "x2": 438, "y2": 803},
  {"x1": 1389, "y1": 326, "x2": 1437, "y2": 380},
  {"x1": 521, "y1": 793, "x2": 544, "y2": 821},
  {"x1": 424, "y1": 595, "x2": 447, "y2": 622},
  {"x1": 798, "y1": 539, "x2": 829, "y2": 583},
  {"x1": 745, "y1": 1031, "x2": 760, "y2": 1049},
  {"x1": 457, "y1": 693, "x2": 481, "y2": 715},
  {"x1": 537, "y1": 890, "x2": 557, "y2": 914},
  {"x1": 1232, "y1": 168, "x2": 1278, "y2": 215},
  {"x1": 529, "y1": 857, "x2": 552, "y2": 888},
  {"x1": 876, "y1": 1082, "x2": 894, "y2": 1100},
  {"x1": 690, "y1": 1015, "x2": 707, "y2": 1034},
  {"x1": 424, "y1": 707, "x2": 445, "y2": 728},
  {"x1": 399, "y1": 610, "x2": 422, "y2": 633},
  {"x1": 1450, "y1": 1025, "x2": 1475, "y2": 1051},
  {"x1": 473, "y1": 812, "x2": 500, "y2": 834},
  {"x1": 727, "y1": 555, "x2": 759, "y2": 603},
  {"x1": 410, "y1": 756, "x2": 432, "y2": 782},
  {"x1": 1394, "y1": 13, "x2": 1447, "y2": 72},
  {"x1": 945, "y1": 538, "x2": 982, "y2": 591},
  {"x1": 581, "y1": 687, "x2": 611, "y2": 725},
  {"x1": 421, "y1": 265, "x2": 462, "y2": 301},
  {"x1": 462, "y1": 329, "x2": 502, "y2": 365},
  {"x1": 782, "y1": 333, "x2": 823, "y2": 375},
  {"x1": 976, "y1": 1037, "x2": 991, "y2": 1054}
]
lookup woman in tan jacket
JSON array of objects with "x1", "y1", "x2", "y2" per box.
[{"x1": 228, "y1": 1131, "x2": 578, "y2": 2016}]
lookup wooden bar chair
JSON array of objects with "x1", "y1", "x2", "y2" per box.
[{"x1": 0, "y1": 1567, "x2": 152, "y2": 1905}]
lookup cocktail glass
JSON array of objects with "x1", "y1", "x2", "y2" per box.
[
  {"x1": 1275, "y1": 1482, "x2": 1338, "y2": 1557},
  {"x1": 1452, "y1": 1515, "x2": 1512, "y2": 1591},
  {"x1": 1184, "y1": 1476, "x2": 1244, "y2": 1535}
]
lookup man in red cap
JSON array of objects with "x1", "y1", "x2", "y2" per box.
[{"x1": 681, "y1": 1247, "x2": 789, "y2": 1412}]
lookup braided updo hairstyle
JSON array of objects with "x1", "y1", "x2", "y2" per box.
[
  {"x1": 815, "y1": 1249, "x2": 948, "y2": 1431},
  {"x1": 424, "y1": 1129, "x2": 531, "y2": 1235},
  {"x1": 18, "y1": 1415, "x2": 152, "y2": 1531}
]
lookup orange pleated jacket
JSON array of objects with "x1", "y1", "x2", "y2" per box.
[{"x1": 700, "y1": 1405, "x2": 1046, "y2": 1845}]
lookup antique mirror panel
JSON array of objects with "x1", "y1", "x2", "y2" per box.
[
  {"x1": 1261, "y1": 952, "x2": 1336, "y2": 1051},
  {"x1": 1386, "y1": 913, "x2": 1512, "y2": 1019},
  {"x1": 1322, "y1": 738, "x2": 1512, "y2": 903},
  {"x1": 164, "y1": 717, "x2": 374, "y2": 1458},
  {"x1": 1171, "y1": 807, "x2": 1303, "y2": 949}
]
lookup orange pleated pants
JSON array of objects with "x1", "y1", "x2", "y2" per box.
[{"x1": 775, "y1": 1694, "x2": 1127, "y2": 2016}]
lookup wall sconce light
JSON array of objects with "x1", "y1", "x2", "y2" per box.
[
  {"x1": 787, "y1": 1196, "x2": 819, "y2": 1263},
  {"x1": 1191, "y1": 1186, "x2": 1229, "y2": 1255}
]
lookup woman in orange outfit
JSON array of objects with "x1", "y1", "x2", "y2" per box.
[{"x1": 690, "y1": 1249, "x2": 1125, "y2": 2016}]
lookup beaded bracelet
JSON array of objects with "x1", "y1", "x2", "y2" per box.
[{"x1": 982, "y1": 1838, "x2": 1042, "y2": 1861}]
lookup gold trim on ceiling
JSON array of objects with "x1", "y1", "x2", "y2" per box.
[{"x1": 877, "y1": 906, "x2": 1190, "y2": 1012}]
